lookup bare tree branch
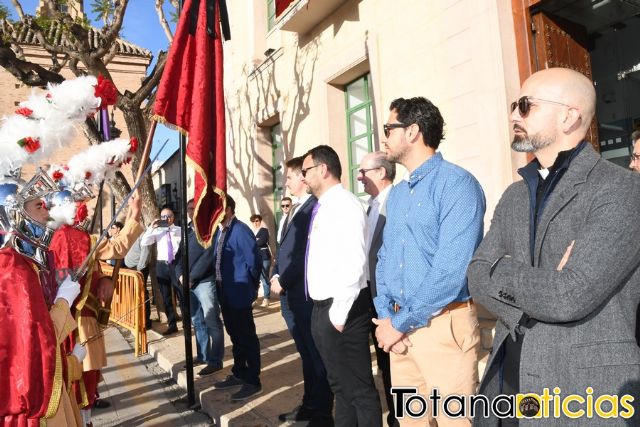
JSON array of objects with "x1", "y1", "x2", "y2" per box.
[
  {"x1": 69, "y1": 57, "x2": 79, "y2": 75},
  {"x1": 50, "y1": 53, "x2": 70, "y2": 73},
  {"x1": 0, "y1": 40, "x2": 63, "y2": 86},
  {"x1": 91, "y1": 0, "x2": 129, "y2": 60},
  {"x1": 9, "y1": 0, "x2": 25, "y2": 20},
  {"x1": 155, "y1": 0, "x2": 174, "y2": 43},
  {"x1": 1, "y1": 19, "x2": 25, "y2": 60},
  {"x1": 24, "y1": 16, "x2": 69, "y2": 56},
  {"x1": 102, "y1": 42, "x2": 118, "y2": 67},
  {"x1": 131, "y1": 50, "x2": 167, "y2": 107}
]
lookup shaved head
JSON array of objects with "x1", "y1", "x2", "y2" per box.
[
  {"x1": 511, "y1": 68, "x2": 596, "y2": 166},
  {"x1": 522, "y1": 68, "x2": 596, "y2": 134}
]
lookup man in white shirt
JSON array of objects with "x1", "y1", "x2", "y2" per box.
[
  {"x1": 302, "y1": 145, "x2": 382, "y2": 427},
  {"x1": 357, "y1": 151, "x2": 397, "y2": 427},
  {"x1": 141, "y1": 205, "x2": 182, "y2": 335}
]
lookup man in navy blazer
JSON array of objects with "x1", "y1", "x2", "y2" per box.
[
  {"x1": 271, "y1": 156, "x2": 333, "y2": 425},
  {"x1": 212, "y1": 195, "x2": 263, "y2": 402}
]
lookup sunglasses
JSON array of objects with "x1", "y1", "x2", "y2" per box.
[
  {"x1": 160, "y1": 214, "x2": 173, "y2": 219},
  {"x1": 281, "y1": 204, "x2": 291, "y2": 208},
  {"x1": 301, "y1": 164, "x2": 320, "y2": 178},
  {"x1": 510, "y1": 96, "x2": 573, "y2": 117},
  {"x1": 383, "y1": 122, "x2": 409, "y2": 138}
]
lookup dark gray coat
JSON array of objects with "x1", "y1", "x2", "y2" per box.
[{"x1": 468, "y1": 144, "x2": 640, "y2": 426}]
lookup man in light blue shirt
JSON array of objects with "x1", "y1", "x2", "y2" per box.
[{"x1": 373, "y1": 97, "x2": 485, "y2": 427}]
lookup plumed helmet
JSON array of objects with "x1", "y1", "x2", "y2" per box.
[{"x1": 0, "y1": 168, "x2": 58, "y2": 268}]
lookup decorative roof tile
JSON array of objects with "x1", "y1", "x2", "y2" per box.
[{"x1": 0, "y1": 19, "x2": 153, "y2": 59}]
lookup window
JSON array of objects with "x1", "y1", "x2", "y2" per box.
[
  {"x1": 271, "y1": 123, "x2": 285, "y2": 226},
  {"x1": 267, "y1": 0, "x2": 276, "y2": 31},
  {"x1": 345, "y1": 74, "x2": 374, "y2": 195}
]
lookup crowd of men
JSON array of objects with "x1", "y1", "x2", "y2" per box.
[
  {"x1": 3, "y1": 66, "x2": 640, "y2": 426},
  {"x1": 267, "y1": 67, "x2": 637, "y2": 426}
]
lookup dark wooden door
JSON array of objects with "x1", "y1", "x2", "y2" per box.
[{"x1": 530, "y1": 12, "x2": 599, "y2": 151}]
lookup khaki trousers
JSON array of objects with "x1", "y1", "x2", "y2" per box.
[{"x1": 391, "y1": 303, "x2": 480, "y2": 427}]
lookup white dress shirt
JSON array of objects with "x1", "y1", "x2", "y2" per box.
[
  {"x1": 140, "y1": 224, "x2": 181, "y2": 262},
  {"x1": 365, "y1": 185, "x2": 391, "y2": 281},
  {"x1": 307, "y1": 184, "x2": 367, "y2": 326}
]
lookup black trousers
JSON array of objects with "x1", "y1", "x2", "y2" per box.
[
  {"x1": 370, "y1": 300, "x2": 397, "y2": 427},
  {"x1": 311, "y1": 288, "x2": 382, "y2": 427},
  {"x1": 157, "y1": 262, "x2": 183, "y2": 329},
  {"x1": 290, "y1": 298, "x2": 334, "y2": 416},
  {"x1": 220, "y1": 302, "x2": 261, "y2": 386}
]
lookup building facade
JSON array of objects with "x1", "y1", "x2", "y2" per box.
[{"x1": 222, "y1": 0, "x2": 640, "y2": 371}]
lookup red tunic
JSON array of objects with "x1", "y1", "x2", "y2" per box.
[{"x1": 0, "y1": 247, "x2": 57, "y2": 427}]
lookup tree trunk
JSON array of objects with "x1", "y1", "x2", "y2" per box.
[{"x1": 119, "y1": 104, "x2": 159, "y2": 226}]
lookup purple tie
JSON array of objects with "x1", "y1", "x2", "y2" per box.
[
  {"x1": 304, "y1": 202, "x2": 321, "y2": 301},
  {"x1": 166, "y1": 229, "x2": 174, "y2": 263}
]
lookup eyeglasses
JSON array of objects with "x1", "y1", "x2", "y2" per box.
[
  {"x1": 301, "y1": 164, "x2": 320, "y2": 178},
  {"x1": 281, "y1": 203, "x2": 291, "y2": 208},
  {"x1": 630, "y1": 153, "x2": 640, "y2": 162},
  {"x1": 510, "y1": 96, "x2": 573, "y2": 117},
  {"x1": 160, "y1": 214, "x2": 173, "y2": 219},
  {"x1": 383, "y1": 122, "x2": 409, "y2": 138},
  {"x1": 358, "y1": 167, "x2": 379, "y2": 175}
]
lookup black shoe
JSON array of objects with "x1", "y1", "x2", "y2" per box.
[
  {"x1": 278, "y1": 405, "x2": 314, "y2": 422},
  {"x1": 93, "y1": 398, "x2": 111, "y2": 409},
  {"x1": 198, "y1": 363, "x2": 223, "y2": 376},
  {"x1": 182, "y1": 358, "x2": 206, "y2": 369},
  {"x1": 162, "y1": 325, "x2": 178, "y2": 336},
  {"x1": 214, "y1": 374, "x2": 243, "y2": 390},
  {"x1": 230, "y1": 383, "x2": 262, "y2": 401}
]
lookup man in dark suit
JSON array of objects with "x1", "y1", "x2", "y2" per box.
[
  {"x1": 468, "y1": 68, "x2": 640, "y2": 426},
  {"x1": 357, "y1": 151, "x2": 397, "y2": 427},
  {"x1": 212, "y1": 195, "x2": 263, "y2": 402},
  {"x1": 271, "y1": 156, "x2": 334, "y2": 426}
]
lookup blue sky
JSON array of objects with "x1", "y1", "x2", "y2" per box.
[{"x1": 7, "y1": 0, "x2": 179, "y2": 161}]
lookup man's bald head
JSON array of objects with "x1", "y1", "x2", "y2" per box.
[
  {"x1": 522, "y1": 68, "x2": 596, "y2": 134},
  {"x1": 511, "y1": 68, "x2": 596, "y2": 165}
]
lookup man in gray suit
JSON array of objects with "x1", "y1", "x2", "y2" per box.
[
  {"x1": 468, "y1": 67, "x2": 640, "y2": 426},
  {"x1": 357, "y1": 151, "x2": 397, "y2": 427}
]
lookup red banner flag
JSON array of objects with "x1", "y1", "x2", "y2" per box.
[{"x1": 153, "y1": 0, "x2": 229, "y2": 247}]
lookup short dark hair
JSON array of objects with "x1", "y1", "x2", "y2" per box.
[
  {"x1": 281, "y1": 196, "x2": 292, "y2": 203},
  {"x1": 632, "y1": 130, "x2": 640, "y2": 144},
  {"x1": 285, "y1": 156, "x2": 304, "y2": 173},
  {"x1": 305, "y1": 145, "x2": 342, "y2": 180},
  {"x1": 372, "y1": 151, "x2": 396, "y2": 181},
  {"x1": 250, "y1": 214, "x2": 262, "y2": 222},
  {"x1": 389, "y1": 97, "x2": 445, "y2": 149},
  {"x1": 112, "y1": 221, "x2": 124, "y2": 230},
  {"x1": 160, "y1": 204, "x2": 174, "y2": 213},
  {"x1": 225, "y1": 194, "x2": 236, "y2": 214}
]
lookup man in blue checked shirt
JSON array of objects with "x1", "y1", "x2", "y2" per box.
[{"x1": 373, "y1": 97, "x2": 486, "y2": 427}]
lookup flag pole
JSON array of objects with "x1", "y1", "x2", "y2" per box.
[{"x1": 177, "y1": 0, "x2": 196, "y2": 408}]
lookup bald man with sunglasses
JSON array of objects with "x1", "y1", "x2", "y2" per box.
[{"x1": 468, "y1": 68, "x2": 640, "y2": 426}]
